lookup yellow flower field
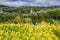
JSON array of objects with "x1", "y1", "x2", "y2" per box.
[{"x1": 0, "y1": 21, "x2": 60, "y2": 40}]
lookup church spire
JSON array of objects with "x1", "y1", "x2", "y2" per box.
[{"x1": 30, "y1": 9, "x2": 33, "y2": 14}]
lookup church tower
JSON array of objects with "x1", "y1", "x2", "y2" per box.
[{"x1": 30, "y1": 9, "x2": 33, "y2": 14}]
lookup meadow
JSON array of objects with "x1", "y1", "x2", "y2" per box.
[
  {"x1": 0, "y1": 6, "x2": 60, "y2": 40},
  {"x1": 0, "y1": 21, "x2": 60, "y2": 40}
]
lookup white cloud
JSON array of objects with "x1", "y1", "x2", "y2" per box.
[{"x1": 0, "y1": 0, "x2": 60, "y2": 6}]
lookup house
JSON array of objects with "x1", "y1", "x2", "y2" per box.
[{"x1": 30, "y1": 9, "x2": 37, "y2": 15}]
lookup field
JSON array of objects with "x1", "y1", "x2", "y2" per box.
[
  {"x1": 0, "y1": 21, "x2": 60, "y2": 40},
  {"x1": 0, "y1": 6, "x2": 60, "y2": 40}
]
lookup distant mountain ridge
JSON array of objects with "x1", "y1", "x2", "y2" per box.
[
  {"x1": 55, "y1": 5, "x2": 60, "y2": 7},
  {"x1": 0, "y1": 5, "x2": 9, "y2": 7},
  {"x1": 0, "y1": 4, "x2": 60, "y2": 7}
]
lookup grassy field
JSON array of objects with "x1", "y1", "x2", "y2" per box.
[{"x1": 0, "y1": 21, "x2": 60, "y2": 40}]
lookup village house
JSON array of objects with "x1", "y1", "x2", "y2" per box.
[{"x1": 30, "y1": 9, "x2": 37, "y2": 15}]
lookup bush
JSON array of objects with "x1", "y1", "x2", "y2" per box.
[
  {"x1": 13, "y1": 16, "x2": 23, "y2": 24},
  {"x1": 23, "y1": 18, "x2": 31, "y2": 23}
]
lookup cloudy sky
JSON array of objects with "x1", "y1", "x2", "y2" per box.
[{"x1": 0, "y1": 0, "x2": 60, "y2": 6}]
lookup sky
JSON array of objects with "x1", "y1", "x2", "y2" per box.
[{"x1": 0, "y1": 0, "x2": 60, "y2": 6}]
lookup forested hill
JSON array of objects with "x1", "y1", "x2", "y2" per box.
[
  {"x1": 0, "y1": 5, "x2": 9, "y2": 7},
  {"x1": 0, "y1": 5, "x2": 60, "y2": 14}
]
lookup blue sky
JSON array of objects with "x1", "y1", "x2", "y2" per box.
[{"x1": 0, "y1": 0, "x2": 60, "y2": 6}]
